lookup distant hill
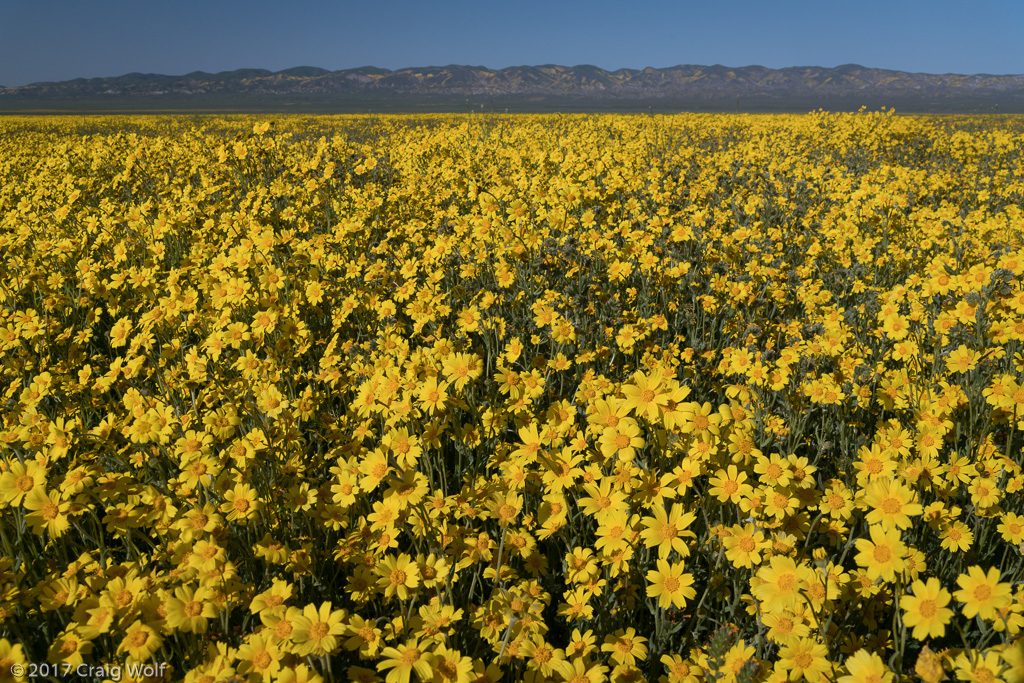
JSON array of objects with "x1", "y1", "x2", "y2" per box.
[{"x1": 3, "y1": 63, "x2": 1024, "y2": 113}]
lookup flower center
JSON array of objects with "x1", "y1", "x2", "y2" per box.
[
  {"x1": 881, "y1": 498, "x2": 902, "y2": 515},
  {"x1": 253, "y1": 651, "x2": 272, "y2": 669},
  {"x1": 873, "y1": 545, "x2": 892, "y2": 563},
  {"x1": 777, "y1": 574, "x2": 796, "y2": 592}
]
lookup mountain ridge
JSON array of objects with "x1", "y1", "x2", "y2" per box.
[{"x1": 4, "y1": 63, "x2": 1023, "y2": 112}]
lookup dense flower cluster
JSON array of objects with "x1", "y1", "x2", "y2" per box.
[{"x1": 1, "y1": 110, "x2": 1024, "y2": 683}]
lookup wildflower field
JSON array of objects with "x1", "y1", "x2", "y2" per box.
[{"x1": 2, "y1": 110, "x2": 1024, "y2": 683}]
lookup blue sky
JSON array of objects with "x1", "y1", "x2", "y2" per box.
[{"x1": 1, "y1": 0, "x2": 1021, "y2": 86}]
